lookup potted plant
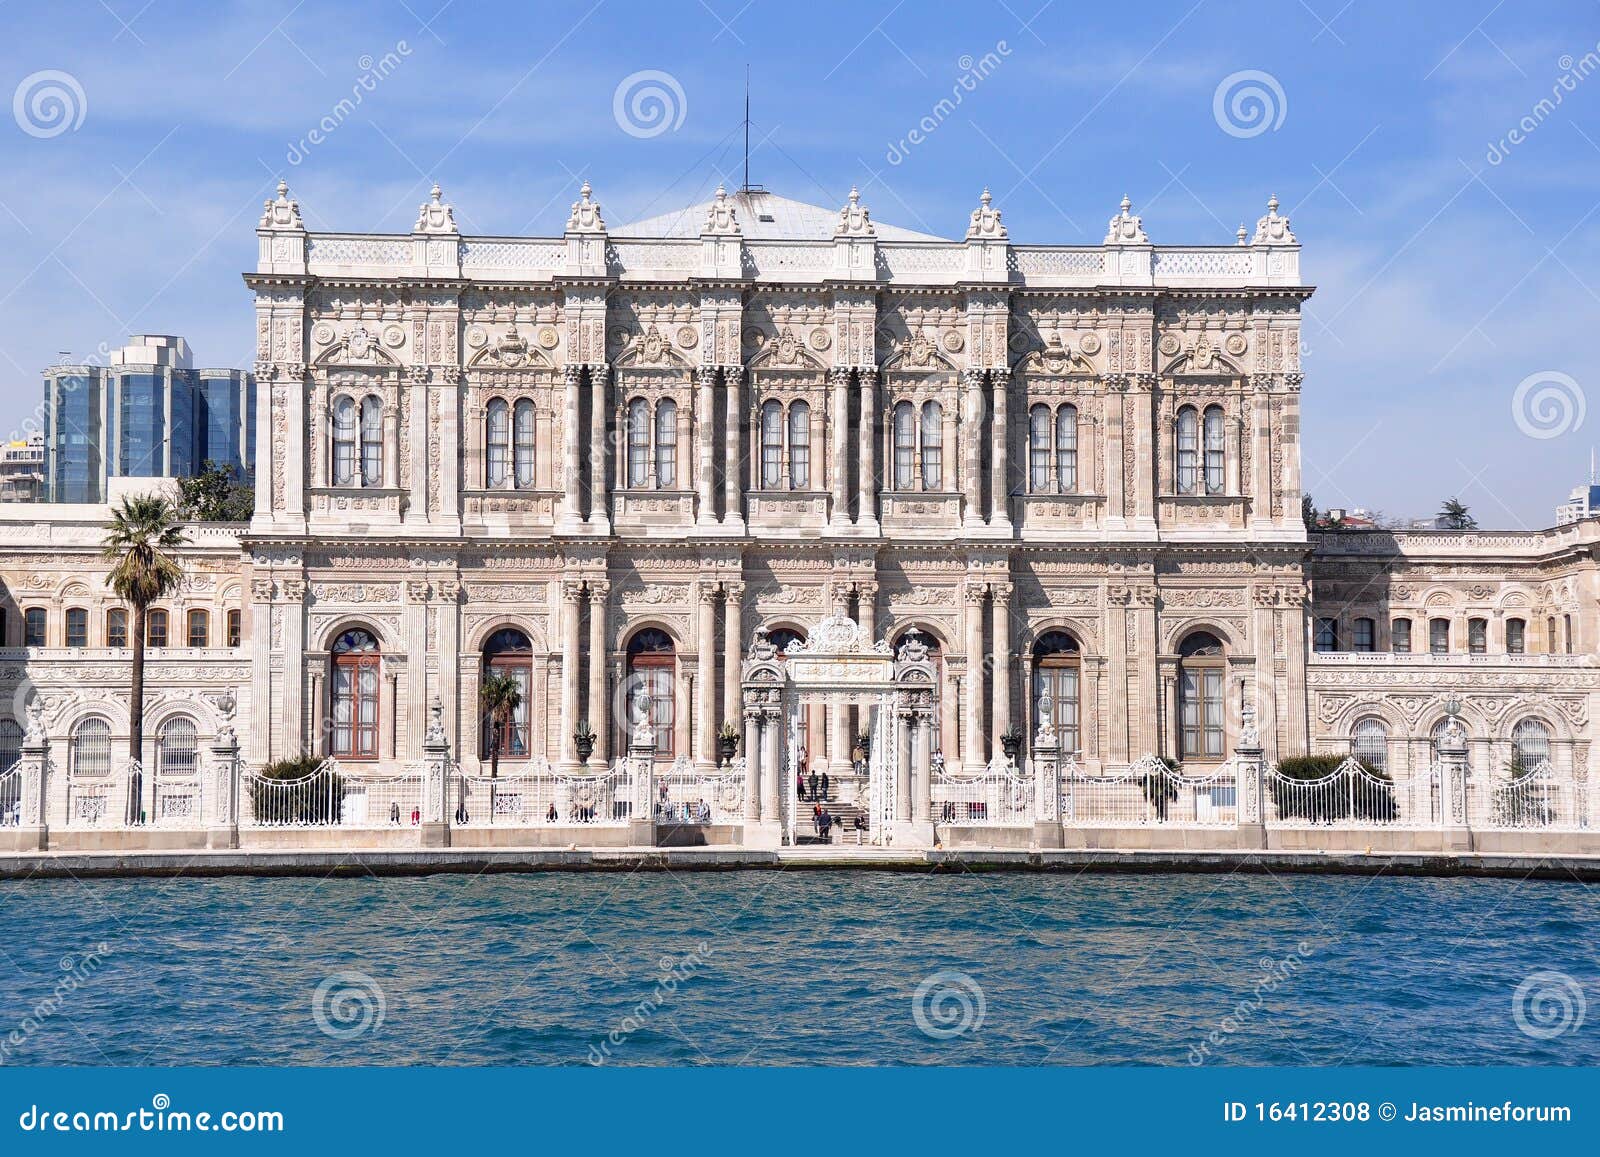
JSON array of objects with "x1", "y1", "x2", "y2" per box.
[
  {"x1": 999, "y1": 727, "x2": 1024, "y2": 763},
  {"x1": 717, "y1": 722, "x2": 740, "y2": 764},
  {"x1": 573, "y1": 721, "x2": 597, "y2": 766}
]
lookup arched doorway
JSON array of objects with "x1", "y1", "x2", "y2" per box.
[
  {"x1": 330, "y1": 628, "x2": 381, "y2": 759},
  {"x1": 1031, "y1": 631, "x2": 1081, "y2": 755},
  {"x1": 625, "y1": 628, "x2": 676, "y2": 757},
  {"x1": 1176, "y1": 631, "x2": 1225, "y2": 763},
  {"x1": 480, "y1": 628, "x2": 533, "y2": 761},
  {"x1": 765, "y1": 627, "x2": 815, "y2": 776},
  {"x1": 893, "y1": 626, "x2": 944, "y2": 763}
]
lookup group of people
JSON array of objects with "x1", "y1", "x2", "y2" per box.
[{"x1": 796, "y1": 767, "x2": 831, "y2": 803}]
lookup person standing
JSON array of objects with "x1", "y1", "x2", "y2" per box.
[{"x1": 820, "y1": 770, "x2": 830, "y2": 801}]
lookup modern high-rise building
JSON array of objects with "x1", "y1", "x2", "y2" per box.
[{"x1": 41, "y1": 335, "x2": 254, "y2": 503}]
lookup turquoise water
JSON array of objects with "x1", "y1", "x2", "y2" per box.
[{"x1": 0, "y1": 872, "x2": 1595, "y2": 1066}]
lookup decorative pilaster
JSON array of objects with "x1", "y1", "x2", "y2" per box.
[
  {"x1": 990, "y1": 373, "x2": 1011, "y2": 530},
  {"x1": 558, "y1": 365, "x2": 583, "y2": 530},
  {"x1": 722, "y1": 366, "x2": 745, "y2": 529},
  {"x1": 588, "y1": 365, "x2": 611, "y2": 533},
  {"x1": 962, "y1": 582, "x2": 987, "y2": 771},
  {"x1": 990, "y1": 581, "x2": 1012, "y2": 753},
  {"x1": 696, "y1": 583, "x2": 718, "y2": 770},
  {"x1": 559, "y1": 581, "x2": 583, "y2": 768},
  {"x1": 856, "y1": 367, "x2": 879, "y2": 531},
  {"x1": 587, "y1": 579, "x2": 610, "y2": 764},
  {"x1": 722, "y1": 581, "x2": 744, "y2": 727},
  {"x1": 828, "y1": 367, "x2": 852, "y2": 526},
  {"x1": 696, "y1": 366, "x2": 718, "y2": 526},
  {"x1": 960, "y1": 370, "x2": 986, "y2": 527}
]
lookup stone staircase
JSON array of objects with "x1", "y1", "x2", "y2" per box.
[{"x1": 794, "y1": 776, "x2": 871, "y2": 845}]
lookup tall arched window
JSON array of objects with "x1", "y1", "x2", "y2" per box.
[
  {"x1": 892, "y1": 401, "x2": 915, "y2": 490},
  {"x1": 1202, "y1": 405, "x2": 1226, "y2": 495},
  {"x1": 627, "y1": 398, "x2": 650, "y2": 488},
  {"x1": 65, "y1": 607, "x2": 88, "y2": 648},
  {"x1": 920, "y1": 401, "x2": 943, "y2": 490},
  {"x1": 186, "y1": 609, "x2": 208, "y2": 648},
  {"x1": 1511, "y1": 718, "x2": 1552, "y2": 770},
  {"x1": 1029, "y1": 404, "x2": 1051, "y2": 492},
  {"x1": 485, "y1": 398, "x2": 510, "y2": 487},
  {"x1": 513, "y1": 399, "x2": 536, "y2": 488},
  {"x1": 330, "y1": 628, "x2": 380, "y2": 759},
  {"x1": 654, "y1": 399, "x2": 677, "y2": 488},
  {"x1": 71, "y1": 716, "x2": 112, "y2": 778},
  {"x1": 147, "y1": 608, "x2": 169, "y2": 649},
  {"x1": 1032, "y1": 631, "x2": 1081, "y2": 754},
  {"x1": 1177, "y1": 631, "x2": 1225, "y2": 761},
  {"x1": 626, "y1": 629, "x2": 676, "y2": 757},
  {"x1": 331, "y1": 395, "x2": 357, "y2": 486},
  {"x1": 480, "y1": 628, "x2": 533, "y2": 760},
  {"x1": 157, "y1": 716, "x2": 199, "y2": 777},
  {"x1": 23, "y1": 607, "x2": 45, "y2": 647},
  {"x1": 1175, "y1": 406, "x2": 1199, "y2": 495},
  {"x1": 106, "y1": 608, "x2": 128, "y2": 648},
  {"x1": 1352, "y1": 717, "x2": 1389, "y2": 772},
  {"x1": 359, "y1": 395, "x2": 384, "y2": 487},
  {"x1": 760, "y1": 400, "x2": 783, "y2": 488},
  {"x1": 1055, "y1": 404, "x2": 1077, "y2": 493},
  {"x1": 788, "y1": 401, "x2": 810, "y2": 489}
]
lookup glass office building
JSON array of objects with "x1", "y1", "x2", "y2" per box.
[{"x1": 41, "y1": 336, "x2": 254, "y2": 504}]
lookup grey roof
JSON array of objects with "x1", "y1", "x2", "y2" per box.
[{"x1": 614, "y1": 188, "x2": 947, "y2": 242}]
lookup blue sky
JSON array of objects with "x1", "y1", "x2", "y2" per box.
[{"x1": 2, "y1": 0, "x2": 1598, "y2": 526}]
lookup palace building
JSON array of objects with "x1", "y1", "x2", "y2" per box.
[{"x1": 0, "y1": 177, "x2": 1594, "y2": 849}]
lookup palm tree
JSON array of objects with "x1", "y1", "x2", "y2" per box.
[
  {"x1": 102, "y1": 495, "x2": 186, "y2": 823},
  {"x1": 479, "y1": 672, "x2": 524, "y2": 780},
  {"x1": 1437, "y1": 497, "x2": 1477, "y2": 530}
]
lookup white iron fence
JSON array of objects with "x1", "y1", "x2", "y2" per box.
[
  {"x1": 1468, "y1": 760, "x2": 1585, "y2": 831},
  {"x1": 933, "y1": 757, "x2": 1033, "y2": 826},
  {"x1": 450, "y1": 759, "x2": 636, "y2": 827},
  {"x1": 242, "y1": 760, "x2": 424, "y2": 829},
  {"x1": 1265, "y1": 757, "x2": 1435, "y2": 829},
  {"x1": 653, "y1": 756, "x2": 744, "y2": 825},
  {"x1": 1061, "y1": 755, "x2": 1238, "y2": 828},
  {"x1": 0, "y1": 766, "x2": 19, "y2": 826}
]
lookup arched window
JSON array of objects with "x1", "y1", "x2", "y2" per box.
[
  {"x1": 485, "y1": 398, "x2": 510, "y2": 487},
  {"x1": 1029, "y1": 404, "x2": 1051, "y2": 492},
  {"x1": 331, "y1": 395, "x2": 357, "y2": 486},
  {"x1": 1055, "y1": 404, "x2": 1077, "y2": 493},
  {"x1": 480, "y1": 628, "x2": 533, "y2": 760},
  {"x1": 920, "y1": 401, "x2": 943, "y2": 490},
  {"x1": 0, "y1": 719, "x2": 23, "y2": 774},
  {"x1": 107, "y1": 608, "x2": 128, "y2": 648},
  {"x1": 147, "y1": 608, "x2": 169, "y2": 649},
  {"x1": 359, "y1": 395, "x2": 383, "y2": 487},
  {"x1": 654, "y1": 399, "x2": 677, "y2": 488},
  {"x1": 1177, "y1": 632, "x2": 1225, "y2": 761},
  {"x1": 71, "y1": 716, "x2": 112, "y2": 778},
  {"x1": 1352, "y1": 617, "x2": 1375, "y2": 653},
  {"x1": 513, "y1": 399, "x2": 536, "y2": 488},
  {"x1": 893, "y1": 401, "x2": 915, "y2": 490},
  {"x1": 1390, "y1": 618, "x2": 1411, "y2": 653},
  {"x1": 23, "y1": 607, "x2": 45, "y2": 647},
  {"x1": 330, "y1": 628, "x2": 380, "y2": 759},
  {"x1": 1429, "y1": 618, "x2": 1450, "y2": 653},
  {"x1": 788, "y1": 401, "x2": 810, "y2": 489},
  {"x1": 627, "y1": 398, "x2": 650, "y2": 488},
  {"x1": 1352, "y1": 717, "x2": 1388, "y2": 772},
  {"x1": 226, "y1": 609, "x2": 242, "y2": 648},
  {"x1": 157, "y1": 716, "x2": 199, "y2": 777},
  {"x1": 1032, "y1": 631, "x2": 1081, "y2": 754},
  {"x1": 1202, "y1": 405, "x2": 1225, "y2": 495},
  {"x1": 1506, "y1": 618, "x2": 1526, "y2": 654},
  {"x1": 65, "y1": 607, "x2": 88, "y2": 648},
  {"x1": 767, "y1": 627, "x2": 806, "y2": 655},
  {"x1": 1175, "y1": 406, "x2": 1199, "y2": 495},
  {"x1": 1468, "y1": 617, "x2": 1487, "y2": 654},
  {"x1": 186, "y1": 609, "x2": 208, "y2": 648},
  {"x1": 760, "y1": 400, "x2": 783, "y2": 489},
  {"x1": 1511, "y1": 719, "x2": 1551, "y2": 770},
  {"x1": 625, "y1": 629, "x2": 676, "y2": 757}
]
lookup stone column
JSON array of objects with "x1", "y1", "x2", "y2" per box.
[
  {"x1": 588, "y1": 580, "x2": 610, "y2": 764},
  {"x1": 558, "y1": 365, "x2": 583, "y2": 529},
  {"x1": 588, "y1": 365, "x2": 611, "y2": 533},
  {"x1": 1234, "y1": 703, "x2": 1265, "y2": 850},
  {"x1": 308, "y1": 669, "x2": 325, "y2": 758},
  {"x1": 961, "y1": 369, "x2": 985, "y2": 526},
  {"x1": 12, "y1": 732, "x2": 47, "y2": 851},
  {"x1": 990, "y1": 581, "x2": 1012, "y2": 753},
  {"x1": 1437, "y1": 710, "x2": 1472, "y2": 852},
  {"x1": 723, "y1": 366, "x2": 745, "y2": 528},
  {"x1": 696, "y1": 583, "x2": 718, "y2": 770},
  {"x1": 857, "y1": 368, "x2": 879, "y2": 530},
  {"x1": 382, "y1": 401, "x2": 400, "y2": 489},
  {"x1": 696, "y1": 366, "x2": 717, "y2": 525},
  {"x1": 990, "y1": 372, "x2": 1011, "y2": 529},
  {"x1": 828, "y1": 367, "x2": 851, "y2": 526},
  {"x1": 1104, "y1": 387, "x2": 1126, "y2": 529},
  {"x1": 761, "y1": 708, "x2": 781, "y2": 838},
  {"x1": 896, "y1": 707, "x2": 913, "y2": 822},
  {"x1": 963, "y1": 583, "x2": 987, "y2": 771},
  {"x1": 559, "y1": 581, "x2": 582, "y2": 768},
  {"x1": 743, "y1": 708, "x2": 762, "y2": 821},
  {"x1": 857, "y1": 581, "x2": 877, "y2": 645},
  {"x1": 914, "y1": 710, "x2": 933, "y2": 824},
  {"x1": 379, "y1": 671, "x2": 397, "y2": 761},
  {"x1": 627, "y1": 716, "x2": 656, "y2": 847},
  {"x1": 1032, "y1": 722, "x2": 1062, "y2": 848},
  {"x1": 723, "y1": 581, "x2": 743, "y2": 727},
  {"x1": 419, "y1": 695, "x2": 451, "y2": 848}
]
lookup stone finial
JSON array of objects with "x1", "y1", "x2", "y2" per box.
[
  {"x1": 566, "y1": 179, "x2": 607, "y2": 233},
  {"x1": 1252, "y1": 193, "x2": 1297, "y2": 245},
  {"x1": 259, "y1": 178, "x2": 305, "y2": 231},
  {"x1": 835, "y1": 185, "x2": 875, "y2": 237},
  {"x1": 1239, "y1": 701, "x2": 1260, "y2": 750},
  {"x1": 1236, "y1": 222, "x2": 1248, "y2": 246},
  {"x1": 414, "y1": 182, "x2": 458, "y2": 234},
  {"x1": 966, "y1": 187, "x2": 1007, "y2": 239},
  {"x1": 702, "y1": 182, "x2": 741, "y2": 235},
  {"x1": 23, "y1": 695, "x2": 45, "y2": 745},
  {"x1": 1104, "y1": 194, "x2": 1149, "y2": 244},
  {"x1": 425, "y1": 694, "x2": 447, "y2": 746}
]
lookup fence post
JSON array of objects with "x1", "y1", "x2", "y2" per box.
[
  {"x1": 1031, "y1": 724, "x2": 1063, "y2": 849},
  {"x1": 14, "y1": 729, "x2": 48, "y2": 852},
  {"x1": 628, "y1": 718, "x2": 657, "y2": 847},
  {"x1": 206, "y1": 730, "x2": 240, "y2": 850},
  {"x1": 1437, "y1": 707, "x2": 1472, "y2": 852},
  {"x1": 1235, "y1": 703, "x2": 1266, "y2": 850},
  {"x1": 420, "y1": 696, "x2": 452, "y2": 848}
]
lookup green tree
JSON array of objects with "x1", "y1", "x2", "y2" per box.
[
  {"x1": 175, "y1": 461, "x2": 254, "y2": 522},
  {"x1": 1437, "y1": 497, "x2": 1477, "y2": 530},
  {"x1": 479, "y1": 671, "x2": 524, "y2": 780},
  {"x1": 1301, "y1": 492, "x2": 1317, "y2": 532},
  {"x1": 102, "y1": 495, "x2": 186, "y2": 822}
]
